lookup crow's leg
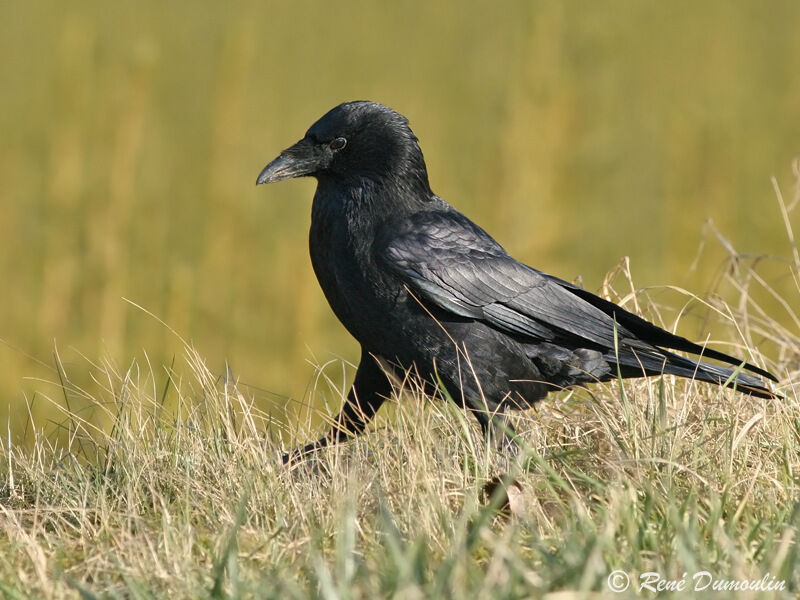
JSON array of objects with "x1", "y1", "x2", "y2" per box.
[
  {"x1": 470, "y1": 405, "x2": 527, "y2": 515},
  {"x1": 471, "y1": 406, "x2": 519, "y2": 462},
  {"x1": 283, "y1": 349, "x2": 392, "y2": 464}
]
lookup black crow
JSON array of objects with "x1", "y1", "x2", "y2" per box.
[{"x1": 257, "y1": 101, "x2": 778, "y2": 461}]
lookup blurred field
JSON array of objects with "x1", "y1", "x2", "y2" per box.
[{"x1": 1, "y1": 1, "x2": 799, "y2": 436}]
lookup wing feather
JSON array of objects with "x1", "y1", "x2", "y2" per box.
[
  {"x1": 377, "y1": 209, "x2": 777, "y2": 387},
  {"x1": 379, "y1": 210, "x2": 625, "y2": 347}
]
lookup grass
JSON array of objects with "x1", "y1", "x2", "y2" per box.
[{"x1": 1, "y1": 242, "x2": 798, "y2": 599}]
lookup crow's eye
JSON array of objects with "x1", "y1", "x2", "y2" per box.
[{"x1": 330, "y1": 137, "x2": 347, "y2": 150}]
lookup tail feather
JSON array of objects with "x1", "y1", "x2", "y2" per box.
[
  {"x1": 549, "y1": 274, "x2": 779, "y2": 383},
  {"x1": 611, "y1": 347, "x2": 778, "y2": 400}
]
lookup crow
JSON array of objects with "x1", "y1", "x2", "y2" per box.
[{"x1": 256, "y1": 101, "x2": 778, "y2": 461}]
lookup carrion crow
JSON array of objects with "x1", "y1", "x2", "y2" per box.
[{"x1": 256, "y1": 101, "x2": 778, "y2": 461}]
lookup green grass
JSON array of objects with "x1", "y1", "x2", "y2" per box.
[{"x1": 1, "y1": 252, "x2": 797, "y2": 598}]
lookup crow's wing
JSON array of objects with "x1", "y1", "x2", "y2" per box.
[
  {"x1": 378, "y1": 210, "x2": 632, "y2": 348},
  {"x1": 378, "y1": 210, "x2": 777, "y2": 383}
]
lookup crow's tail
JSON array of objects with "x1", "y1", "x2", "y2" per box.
[{"x1": 611, "y1": 347, "x2": 779, "y2": 399}]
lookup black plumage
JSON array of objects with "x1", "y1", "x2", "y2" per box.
[{"x1": 256, "y1": 101, "x2": 778, "y2": 460}]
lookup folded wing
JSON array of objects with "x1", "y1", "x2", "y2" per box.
[{"x1": 378, "y1": 209, "x2": 777, "y2": 396}]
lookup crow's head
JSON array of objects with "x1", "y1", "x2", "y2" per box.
[{"x1": 257, "y1": 101, "x2": 430, "y2": 193}]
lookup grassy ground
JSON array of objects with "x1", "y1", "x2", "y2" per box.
[{"x1": 2, "y1": 246, "x2": 798, "y2": 599}]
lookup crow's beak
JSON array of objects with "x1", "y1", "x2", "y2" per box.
[{"x1": 256, "y1": 138, "x2": 321, "y2": 185}]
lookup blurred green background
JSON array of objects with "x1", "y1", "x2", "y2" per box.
[{"x1": 2, "y1": 1, "x2": 798, "y2": 438}]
